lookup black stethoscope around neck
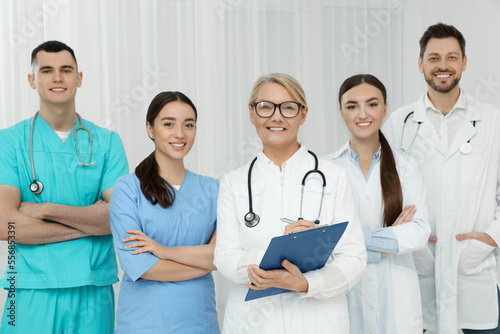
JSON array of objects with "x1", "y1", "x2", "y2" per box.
[
  {"x1": 29, "y1": 111, "x2": 95, "y2": 195},
  {"x1": 244, "y1": 150, "x2": 326, "y2": 228},
  {"x1": 400, "y1": 111, "x2": 476, "y2": 155}
]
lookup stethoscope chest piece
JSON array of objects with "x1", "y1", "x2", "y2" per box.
[
  {"x1": 244, "y1": 212, "x2": 260, "y2": 228},
  {"x1": 29, "y1": 180, "x2": 43, "y2": 194},
  {"x1": 460, "y1": 142, "x2": 473, "y2": 155}
]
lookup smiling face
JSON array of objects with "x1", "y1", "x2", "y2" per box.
[
  {"x1": 419, "y1": 37, "x2": 467, "y2": 94},
  {"x1": 147, "y1": 101, "x2": 197, "y2": 164},
  {"x1": 28, "y1": 50, "x2": 82, "y2": 110},
  {"x1": 249, "y1": 82, "x2": 307, "y2": 154},
  {"x1": 339, "y1": 83, "x2": 387, "y2": 142}
]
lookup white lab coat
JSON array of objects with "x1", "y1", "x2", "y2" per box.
[
  {"x1": 326, "y1": 143, "x2": 430, "y2": 334},
  {"x1": 214, "y1": 145, "x2": 367, "y2": 334},
  {"x1": 383, "y1": 92, "x2": 500, "y2": 333}
]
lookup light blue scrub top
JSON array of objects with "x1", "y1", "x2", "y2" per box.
[
  {"x1": 0, "y1": 114, "x2": 129, "y2": 289},
  {"x1": 110, "y1": 171, "x2": 220, "y2": 334}
]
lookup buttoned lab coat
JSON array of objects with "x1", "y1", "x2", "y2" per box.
[
  {"x1": 214, "y1": 145, "x2": 367, "y2": 334},
  {"x1": 383, "y1": 92, "x2": 500, "y2": 333},
  {"x1": 326, "y1": 143, "x2": 430, "y2": 334}
]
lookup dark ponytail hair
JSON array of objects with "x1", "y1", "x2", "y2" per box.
[
  {"x1": 338, "y1": 74, "x2": 403, "y2": 227},
  {"x1": 379, "y1": 130, "x2": 403, "y2": 227},
  {"x1": 135, "y1": 91, "x2": 197, "y2": 208}
]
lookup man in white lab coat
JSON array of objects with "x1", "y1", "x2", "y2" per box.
[{"x1": 383, "y1": 23, "x2": 500, "y2": 334}]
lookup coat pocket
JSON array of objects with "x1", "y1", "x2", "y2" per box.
[
  {"x1": 457, "y1": 272, "x2": 498, "y2": 327},
  {"x1": 457, "y1": 239, "x2": 496, "y2": 275}
]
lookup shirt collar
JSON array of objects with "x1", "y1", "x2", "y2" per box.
[
  {"x1": 329, "y1": 141, "x2": 350, "y2": 159},
  {"x1": 424, "y1": 89, "x2": 467, "y2": 116},
  {"x1": 348, "y1": 144, "x2": 381, "y2": 164},
  {"x1": 328, "y1": 141, "x2": 381, "y2": 163},
  {"x1": 256, "y1": 143, "x2": 309, "y2": 167}
]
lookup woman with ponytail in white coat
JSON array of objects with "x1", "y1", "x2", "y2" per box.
[{"x1": 325, "y1": 74, "x2": 431, "y2": 334}]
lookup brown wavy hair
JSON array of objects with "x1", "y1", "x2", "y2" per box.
[
  {"x1": 419, "y1": 23, "x2": 465, "y2": 58},
  {"x1": 136, "y1": 91, "x2": 197, "y2": 208},
  {"x1": 338, "y1": 74, "x2": 403, "y2": 227}
]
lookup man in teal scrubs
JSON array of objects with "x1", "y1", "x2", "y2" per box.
[{"x1": 0, "y1": 41, "x2": 128, "y2": 333}]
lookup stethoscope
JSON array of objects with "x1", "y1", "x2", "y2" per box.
[
  {"x1": 400, "y1": 111, "x2": 476, "y2": 155},
  {"x1": 244, "y1": 150, "x2": 326, "y2": 228},
  {"x1": 29, "y1": 111, "x2": 95, "y2": 195}
]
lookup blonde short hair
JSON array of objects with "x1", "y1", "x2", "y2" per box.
[{"x1": 247, "y1": 73, "x2": 307, "y2": 108}]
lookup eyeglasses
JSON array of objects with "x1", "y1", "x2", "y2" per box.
[{"x1": 252, "y1": 101, "x2": 303, "y2": 118}]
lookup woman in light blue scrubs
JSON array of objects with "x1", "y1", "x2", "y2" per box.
[{"x1": 110, "y1": 91, "x2": 219, "y2": 333}]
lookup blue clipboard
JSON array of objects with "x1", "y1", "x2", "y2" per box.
[{"x1": 245, "y1": 221, "x2": 349, "y2": 301}]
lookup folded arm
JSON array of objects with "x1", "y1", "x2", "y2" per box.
[
  {"x1": 110, "y1": 178, "x2": 215, "y2": 282},
  {"x1": 0, "y1": 185, "x2": 87, "y2": 244},
  {"x1": 124, "y1": 229, "x2": 217, "y2": 271},
  {"x1": 364, "y1": 228, "x2": 399, "y2": 263},
  {"x1": 161, "y1": 244, "x2": 216, "y2": 271},
  {"x1": 140, "y1": 259, "x2": 210, "y2": 281},
  {"x1": 18, "y1": 188, "x2": 114, "y2": 236},
  {"x1": 391, "y1": 154, "x2": 431, "y2": 252}
]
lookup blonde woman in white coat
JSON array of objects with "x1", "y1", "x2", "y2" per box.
[
  {"x1": 324, "y1": 74, "x2": 431, "y2": 334},
  {"x1": 214, "y1": 73, "x2": 367, "y2": 333}
]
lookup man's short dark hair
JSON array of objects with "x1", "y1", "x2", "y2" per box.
[
  {"x1": 31, "y1": 40, "x2": 78, "y2": 69},
  {"x1": 419, "y1": 23, "x2": 466, "y2": 58}
]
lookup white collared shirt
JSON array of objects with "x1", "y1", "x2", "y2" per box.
[{"x1": 425, "y1": 90, "x2": 467, "y2": 150}]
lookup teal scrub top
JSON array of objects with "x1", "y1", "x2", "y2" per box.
[
  {"x1": 110, "y1": 171, "x2": 219, "y2": 334},
  {"x1": 0, "y1": 114, "x2": 129, "y2": 289}
]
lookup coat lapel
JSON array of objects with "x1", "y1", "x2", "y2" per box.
[{"x1": 413, "y1": 97, "x2": 447, "y2": 156}]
